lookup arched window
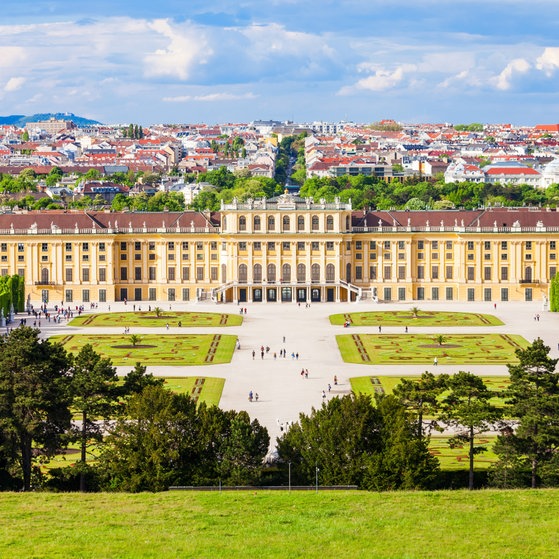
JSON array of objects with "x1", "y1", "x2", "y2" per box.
[
  {"x1": 326, "y1": 215, "x2": 334, "y2": 231},
  {"x1": 41, "y1": 268, "x2": 49, "y2": 284},
  {"x1": 253, "y1": 264, "x2": 262, "y2": 282},
  {"x1": 268, "y1": 216, "x2": 275, "y2": 231},
  {"x1": 267, "y1": 263, "x2": 276, "y2": 282},
  {"x1": 298, "y1": 216, "x2": 305, "y2": 231},
  {"x1": 525, "y1": 266, "x2": 533, "y2": 282},
  {"x1": 221, "y1": 264, "x2": 227, "y2": 283},
  {"x1": 297, "y1": 263, "x2": 306, "y2": 283},
  {"x1": 312, "y1": 215, "x2": 319, "y2": 231},
  {"x1": 326, "y1": 263, "x2": 335, "y2": 283},
  {"x1": 346, "y1": 263, "x2": 352, "y2": 283},
  {"x1": 253, "y1": 216, "x2": 261, "y2": 231},
  {"x1": 311, "y1": 264, "x2": 320, "y2": 283},
  {"x1": 345, "y1": 216, "x2": 350, "y2": 231},
  {"x1": 239, "y1": 264, "x2": 247, "y2": 283},
  {"x1": 283, "y1": 216, "x2": 290, "y2": 231},
  {"x1": 282, "y1": 264, "x2": 291, "y2": 282},
  {"x1": 239, "y1": 216, "x2": 246, "y2": 231}
]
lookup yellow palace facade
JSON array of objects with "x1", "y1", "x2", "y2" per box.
[{"x1": 0, "y1": 193, "x2": 557, "y2": 306}]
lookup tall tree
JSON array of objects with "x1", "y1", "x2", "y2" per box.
[
  {"x1": 99, "y1": 386, "x2": 200, "y2": 492},
  {"x1": 393, "y1": 372, "x2": 448, "y2": 438},
  {"x1": 364, "y1": 395, "x2": 440, "y2": 491},
  {"x1": 505, "y1": 337, "x2": 559, "y2": 488},
  {"x1": 0, "y1": 327, "x2": 71, "y2": 490},
  {"x1": 219, "y1": 411, "x2": 269, "y2": 486},
  {"x1": 277, "y1": 394, "x2": 438, "y2": 489},
  {"x1": 69, "y1": 344, "x2": 120, "y2": 491},
  {"x1": 120, "y1": 362, "x2": 164, "y2": 397},
  {"x1": 277, "y1": 394, "x2": 381, "y2": 486},
  {"x1": 440, "y1": 372, "x2": 501, "y2": 490}
]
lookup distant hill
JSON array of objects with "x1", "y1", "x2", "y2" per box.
[{"x1": 0, "y1": 113, "x2": 102, "y2": 127}]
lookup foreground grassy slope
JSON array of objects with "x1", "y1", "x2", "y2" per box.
[{"x1": 1, "y1": 490, "x2": 558, "y2": 558}]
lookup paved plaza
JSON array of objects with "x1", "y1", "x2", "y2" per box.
[{"x1": 39, "y1": 298, "x2": 557, "y2": 445}]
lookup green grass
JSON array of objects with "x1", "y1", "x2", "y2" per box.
[
  {"x1": 161, "y1": 376, "x2": 224, "y2": 406},
  {"x1": 350, "y1": 375, "x2": 510, "y2": 398},
  {"x1": 0, "y1": 490, "x2": 558, "y2": 558},
  {"x1": 351, "y1": 375, "x2": 511, "y2": 414},
  {"x1": 330, "y1": 310, "x2": 503, "y2": 326},
  {"x1": 337, "y1": 333, "x2": 528, "y2": 365},
  {"x1": 69, "y1": 311, "x2": 243, "y2": 327},
  {"x1": 50, "y1": 334, "x2": 236, "y2": 366},
  {"x1": 429, "y1": 435, "x2": 498, "y2": 471}
]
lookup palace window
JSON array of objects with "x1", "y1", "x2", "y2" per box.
[
  {"x1": 311, "y1": 264, "x2": 320, "y2": 282},
  {"x1": 326, "y1": 264, "x2": 335, "y2": 283},
  {"x1": 312, "y1": 216, "x2": 319, "y2": 231}
]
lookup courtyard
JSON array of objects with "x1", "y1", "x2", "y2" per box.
[{"x1": 41, "y1": 299, "x2": 555, "y2": 444}]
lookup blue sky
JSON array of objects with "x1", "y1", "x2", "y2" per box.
[{"x1": 1, "y1": 0, "x2": 559, "y2": 126}]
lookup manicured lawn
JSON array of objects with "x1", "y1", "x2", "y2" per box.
[
  {"x1": 429, "y1": 435, "x2": 498, "y2": 471},
  {"x1": 162, "y1": 376, "x2": 224, "y2": 406},
  {"x1": 69, "y1": 311, "x2": 243, "y2": 327},
  {"x1": 330, "y1": 310, "x2": 503, "y2": 326},
  {"x1": 350, "y1": 375, "x2": 510, "y2": 398},
  {"x1": 337, "y1": 333, "x2": 528, "y2": 365},
  {"x1": 50, "y1": 334, "x2": 236, "y2": 366},
  {"x1": 1, "y1": 490, "x2": 558, "y2": 558}
]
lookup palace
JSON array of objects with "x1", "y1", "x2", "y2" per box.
[{"x1": 0, "y1": 193, "x2": 557, "y2": 306}]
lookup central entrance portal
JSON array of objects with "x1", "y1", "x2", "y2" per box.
[{"x1": 281, "y1": 287, "x2": 292, "y2": 302}]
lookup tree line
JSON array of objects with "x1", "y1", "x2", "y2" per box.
[{"x1": 0, "y1": 328, "x2": 557, "y2": 492}]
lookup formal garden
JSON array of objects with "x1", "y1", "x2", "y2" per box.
[
  {"x1": 330, "y1": 309, "x2": 503, "y2": 326},
  {"x1": 350, "y1": 375, "x2": 509, "y2": 401},
  {"x1": 69, "y1": 310, "x2": 243, "y2": 327},
  {"x1": 337, "y1": 333, "x2": 528, "y2": 364},
  {"x1": 50, "y1": 333, "x2": 237, "y2": 365}
]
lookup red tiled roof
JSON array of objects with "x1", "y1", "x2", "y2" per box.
[{"x1": 485, "y1": 167, "x2": 540, "y2": 175}]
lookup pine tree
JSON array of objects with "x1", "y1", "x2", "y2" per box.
[{"x1": 505, "y1": 338, "x2": 559, "y2": 488}]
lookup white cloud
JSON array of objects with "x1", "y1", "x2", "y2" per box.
[
  {"x1": 0, "y1": 46, "x2": 27, "y2": 68},
  {"x1": 4, "y1": 77, "x2": 26, "y2": 92},
  {"x1": 492, "y1": 58, "x2": 531, "y2": 90},
  {"x1": 240, "y1": 23, "x2": 336, "y2": 61},
  {"x1": 536, "y1": 47, "x2": 559, "y2": 76},
  {"x1": 163, "y1": 92, "x2": 256, "y2": 102},
  {"x1": 144, "y1": 19, "x2": 211, "y2": 80},
  {"x1": 339, "y1": 63, "x2": 416, "y2": 94}
]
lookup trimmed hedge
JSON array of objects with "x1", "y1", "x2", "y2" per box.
[
  {"x1": 0, "y1": 275, "x2": 24, "y2": 317},
  {"x1": 550, "y1": 274, "x2": 559, "y2": 312}
]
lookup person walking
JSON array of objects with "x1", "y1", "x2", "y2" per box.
[{"x1": 433, "y1": 357, "x2": 438, "y2": 366}]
